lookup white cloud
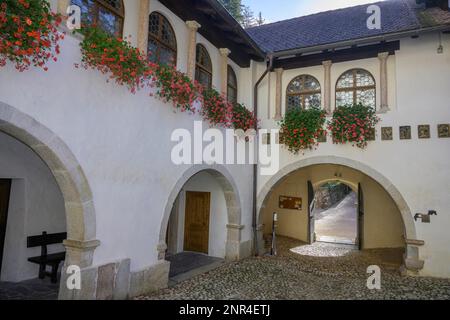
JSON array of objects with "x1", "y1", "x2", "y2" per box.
[{"x1": 297, "y1": 0, "x2": 384, "y2": 16}]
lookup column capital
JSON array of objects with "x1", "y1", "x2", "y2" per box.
[
  {"x1": 274, "y1": 67, "x2": 284, "y2": 75},
  {"x1": 219, "y1": 48, "x2": 231, "y2": 57},
  {"x1": 378, "y1": 51, "x2": 389, "y2": 60},
  {"x1": 63, "y1": 239, "x2": 100, "y2": 268},
  {"x1": 186, "y1": 20, "x2": 201, "y2": 31},
  {"x1": 322, "y1": 60, "x2": 332, "y2": 67}
]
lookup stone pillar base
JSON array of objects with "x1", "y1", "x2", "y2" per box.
[
  {"x1": 255, "y1": 224, "x2": 265, "y2": 256},
  {"x1": 402, "y1": 239, "x2": 425, "y2": 276},
  {"x1": 58, "y1": 258, "x2": 131, "y2": 300},
  {"x1": 129, "y1": 260, "x2": 170, "y2": 298}
]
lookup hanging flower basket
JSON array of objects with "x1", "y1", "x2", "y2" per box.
[
  {"x1": 77, "y1": 26, "x2": 152, "y2": 93},
  {"x1": 200, "y1": 88, "x2": 233, "y2": 127},
  {"x1": 327, "y1": 104, "x2": 380, "y2": 149},
  {"x1": 279, "y1": 107, "x2": 327, "y2": 154},
  {"x1": 0, "y1": 0, "x2": 63, "y2": 72},
  {"x1": 231, "y1": 103, "x2": 258, "y2": 132},
  {"x1": 150, "y1": 63, "x2": 202, "y2": 113}
]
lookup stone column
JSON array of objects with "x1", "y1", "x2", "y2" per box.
[
  {"x1": 219, "y1": 48, "x2": 231, "y2": 96},
  {"x1": 274, "y1": 68, "x2": 284, "y2": 120},
  {"x1": 225, "y1": 224, "x2": 244, "y2": 261},
  {"x1": 256, "y1": 224, "x2": 265, "y2": 256},
  {"x1": 137, "y1": 0, "x2": 150, "y2": 55},
  {"x1": 378, "y1": 52, "x2": 390, "y2": 113},
  {"x1": 186, "y1": 21, "x2": 201, "y2": 80},
  {"x1": 57, "y1": 0, "x2": 70, "y2": 16},
  {"x1": 402, "y1": 239, "x2": 425, "y2": 276},
  {"x1": 322, "y1": 60, "x2": 332, "y2": 114}
]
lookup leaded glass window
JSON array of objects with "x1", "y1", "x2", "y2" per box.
[
  {"x1": 71, "y1": 0, "x2": 124, "y2": 36},
  {"x1": 336, "y1": 69, "x2": 376, "y2": 109},
  {"x1": 148, "y1": 12, "x2": 177, "y2": 66},
  {"x1": 286, "y1": 75, "x2": 321, "y2": 110},
  {"x1": 195, "y1": 44, "x2": 212, "y2": 89},
  {"x1": 227, "y1": 65, "x2": 238, "y2": 104}
]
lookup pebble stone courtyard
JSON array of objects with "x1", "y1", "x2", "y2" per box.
[{"x1": 139, "y1": 237, "x2": 450, "y2": 300}]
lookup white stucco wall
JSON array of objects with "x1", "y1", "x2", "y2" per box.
[
  {"x1": 0, "y1": 0, "x2": 254, "y2": 276},
  {"x1": 0, "y1": 132, "x2": 66, "y2": 282},
  {"x1": 1, "y1": 1, "x2": 449, "y2": 281},
  {"x1": 256, "y1": 31, "x2": 450, "y2": 277}
]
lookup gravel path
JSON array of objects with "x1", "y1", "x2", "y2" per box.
[{"x1": 139, "y1": 237, "x2": 450, "y2": 300}]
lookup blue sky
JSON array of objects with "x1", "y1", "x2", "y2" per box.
[{"x1": 243, "y1": 0, "x2": 384, "y2": 23}]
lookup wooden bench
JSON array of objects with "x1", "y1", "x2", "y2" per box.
[{"x1": 27, "y1": 231, "x2": 67, "y2": 283}]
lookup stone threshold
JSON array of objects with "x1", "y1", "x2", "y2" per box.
[{"x1": 168, "y1": 260, "x2": 226, "y2": 287}]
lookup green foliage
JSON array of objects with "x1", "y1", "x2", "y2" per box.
[
  {"x1": 327, "y1": 104, "x2": 380, "y2": 149},
  {"x1": 279, "y1": 107, "x2": 327, "y2": 154},
  {"x1": 219, "y1": 0, "x2": 243, "y2": 22}
]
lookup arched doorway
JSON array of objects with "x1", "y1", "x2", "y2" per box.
[
  {"x1": 159, "y1": 165, "x2": 242, "y2": 279},
  {"x1": 312, "y1": 181, "x2": 357, "y2": 246},
  {"x1": 257, "y1": 156, "x2": 421, "y2": 273},
  {"x1": 0, "y1": 102, "x2": 98, "y2": 299}
]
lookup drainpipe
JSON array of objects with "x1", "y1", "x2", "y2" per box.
[{"x1": 252, "y1": 54, "x2": 274, "y2": 256}]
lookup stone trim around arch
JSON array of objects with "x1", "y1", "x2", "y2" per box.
[
  {"x1": 159, "y1": 164, "x2": 243, "y2": 262},
  {"x1": 256, "y1": 156, "x2": 422, "y2": 273},
  {"x1": 0, "y1": 101, "x2": 99, "y2": 268}
]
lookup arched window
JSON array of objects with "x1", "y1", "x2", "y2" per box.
[
  {"x1": 286, "y1": 75, "x2": 321, "y2": 110},
  {"x1": 336, "y1": 69, "x2": 376, "y2": 109},
  {"x1": 71, "y1": 0, "x2": 124, "y2": 36},
  {"x1": 227, "y1": 65, "x2": 238, "y2": 104},
  {"x1": 195, "y1": 44, "x2": 212, "y2": 89},
  {"x1": 148, "y1": 12, "x2": 177, "y2": 66}
]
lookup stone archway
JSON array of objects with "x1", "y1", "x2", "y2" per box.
[
  {"x1": 159, "y1": 164, "x2": 242, "y2": 261},
  {"x1": 257, "y1": 156, "x2": 422, "y2": 273},
  {"x1": 0, "y1": 101, "x2": 99, "y2": 271}
]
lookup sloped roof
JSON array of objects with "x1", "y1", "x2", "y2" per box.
[{"x1": 246, "y1": 0, "x2": 450, "y2": 53}]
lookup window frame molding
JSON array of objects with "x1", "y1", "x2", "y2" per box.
[
  {"x1": 335, "y1": 68, "x2": 376, "y2": 109},
  {"x1": 71, "y1": 0, "x2": 125, "y2": 36},
  {"x1": 195, "y1": 43, "x2": 213, "y2": 89},
  {"x1": 147, "y1": 11, "x2": 178, "y2": 66},
  {"x1": 227, "y1": 65, "x2": 238, "y2": 104},
  {"x1": 286, "y1": 74, "x2": 322, "y2": 110}
]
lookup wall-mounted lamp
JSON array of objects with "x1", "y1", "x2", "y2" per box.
[{"x1": 414, "y1": 210, "x2": 437, "y2": 223}]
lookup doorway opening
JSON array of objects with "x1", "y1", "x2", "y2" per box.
[
  {"x1": 260, "y1": 163, "x2": 406, "y2": 265},
  {"x1": 312, "y1": 182, "x2": 357, "y2": 246},
  {"x1": 0, "y1": 132, "x2": 66, "y2": 300},
  {"x1": 165, "y1": 171, "x2": 228, "y2": 283}
]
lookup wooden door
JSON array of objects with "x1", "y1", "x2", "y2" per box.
[
  {"x1": 357, "y1": 183, "x2": 365, "y2": 250},
  {"x1": 0, "y1": 179, "x2": 12, "y2": 275},
  {"x1": 307, "y1": 180, "x2": 315, "y2": 244},
  {"x1": 184, "y1": 191, "x2": 211, "y2": 254}
]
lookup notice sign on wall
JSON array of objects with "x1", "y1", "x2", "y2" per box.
[{"x1": 279, "y1": 196, "x2": 302, "y2": 210}]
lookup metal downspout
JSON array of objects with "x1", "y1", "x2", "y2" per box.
[{"x1": 252, "y1": 54, "x2": 274, "y2": 256}]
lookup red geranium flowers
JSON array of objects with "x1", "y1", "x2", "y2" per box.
[{"x1": 0, "y1": 0, "x2": 63, "y2": 72}]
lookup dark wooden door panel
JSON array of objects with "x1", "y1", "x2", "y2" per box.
[
  {"x1": 307, "y1": 180, "x2": 315, "y2": 244},
  {"x1": 358, "y1": 183, "x2": 365, "y2": 250},
  {"x1": 0, "y1": 179, "x2": 12, "y2": 275},
  {"x1": 184, "y1": 191, "x2": 210, "y2": 254}
]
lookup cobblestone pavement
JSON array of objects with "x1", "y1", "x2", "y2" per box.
[
  {"x1": 0, "y1": 278, "x2": 59, "y2": 300},
  {"x1": 139, "y1": 237, "x2": 450, "y2": 300}
]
